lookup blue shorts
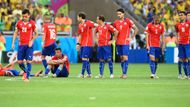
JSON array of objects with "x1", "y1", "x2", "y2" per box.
[
  {"x1": 117, "y1": 45, "x2": 129, "y2": 56},
  {"x1": 51, "y1": 66, "x2": 69, "y2": 77},
  {"x1": 149, "y1": 47, "x2": 162, "y2": 59},
  {"x1": 42, "y1": 43, "x2": 57, "y2": 56},
  {"x1": 178, "y1": 44, "x2": 190, "y2": 58},
  {"x1": 7, "y1": 70, "x2": 20, "y2": 76},
  {"x1": 97, "y1": 46, "x2": 112, "y2": 60},
  {"x1": 17, "y1": 45, "x2": 33, "y2": 61},
  {"x1": 80, "y1": 46, "x2": 93, "y2": 58}
]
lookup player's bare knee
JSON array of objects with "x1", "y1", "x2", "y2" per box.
[
  {"x1": 123, "y1": 56, "x2": 128, "y2": 61},
  {"x1": 107, "y1": 58, "x2": 112, "y2": 62},
  {"x1": 17, "y1": 60, "x2": 23, "y2": 64},
  {"x1": 41, "y1": 55, "x2": 45, "y2": 60},
  {"x1": 100, "y1": 59, "x2": 104, "y2": 62},
  {"x1": 27, "y1": 60, "x2": 32, "y2": 63},
  {"x1": 149, "y1": 55, "x2": 155, "y2": 61}
]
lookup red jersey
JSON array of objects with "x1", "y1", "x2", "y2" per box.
[
  {"x1": 52, "y1": 55, "x2": 70, "y2": 73},
  {"x1": 113, "y1": 18, "x2": 134, "y2": 45},
  {"x1": 176, "y1": 21, "x2": 190, "y2": 44},
  {"x1": 0, "y1": 69, "x2": 5, "y2": 76},
  {"x1": 145, "y1": 23, "x2": 164, "y2": 47},
  {"x1": 0, "y1": 68, "x2": 11, "y2": 76},
  {"x1": 96, "y1": 24, "x2": 116, "y2": 46},
  {"x1": 16, "y1": 20, "x2": 36, "y2": 45},
  {"x1": 42, "y1": 23, "x2": 57, "y2": 47},
  {"x1": 78, "y1": 20, "x2": 94, "y2": 47}
]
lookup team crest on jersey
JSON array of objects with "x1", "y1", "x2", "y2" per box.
[
  {"x1": 124, "y1": 22, "x2": 127, "y2": 25},
  {"x1": 104, "y1": 26, "x2": 107, "y2": 29},
  {"x1": 159, "y1": 26, "x2": 162, "y2": 29},
  {"x1": 186, "y1": 24, "x2": 188, "y2": 27},
  {"x1": 84, "y1": 24, "x2": 86, "y2": 27},
  {"x1": 28, "y1": 24, "x2": 31, "y2": 27}
]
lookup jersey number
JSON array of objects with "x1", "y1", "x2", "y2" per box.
[
  {"x1": 22, "y1": 27, "x2": 27, "y2": 32},
  {"x1": 182, "y1": 27, "x2": 185, "y2": 32},
  {"x1": 49, "y1": 29, "x2": 56, "y2": 40}
]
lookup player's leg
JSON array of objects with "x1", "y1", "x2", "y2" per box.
[
  {"x1": 17, "y1": 46, "x2": 27, "y2": 73},
  {"x1": 178, "y1": 45, "x2": 188, "y2": 78},
  {"x1": 149, "y1": 47, "x2": 156, "y2": 78},
  {"x1": 53, "y1": 64, "x2": 63, "y2": 77},
  {"x1": 185, "y1": 44, "x2": 190, "y2": 79},
  {"x1": 79, "y1": 47, "x2": 86, "y2": 77},
  {"x1": 25, "y1": 46, "x2": 34, "y2": 80},
  {"x1": 178, "y1": 58, "x2": 182, "y2": 78},
  {"x1": 41, "y1": 55, "x2": 47, "y2": 69},
  {"x1": 117, "y1": 45, "x2": 124, "y2": 77},
  {"x1": 56, "y1": 65, "x2": 69, "y2": 77},
  {"x1": 154, "y1": 47, "x2": 162, "y2": 76},
  {"x1": 105, "y1": 46, "x2": 113, "y2": 78},
  {"x1": 120, "y1": 45, "x2": 129, "y2": 78},
  {"x1": 96, "y1": 46, "x2": 104, "y2": 78},
  {"x1": 85, "y1": 47, "x2": 93, "y2": 77},
  {"x1": 44, "y1": 65, "x2": 53, "y2": 77}
]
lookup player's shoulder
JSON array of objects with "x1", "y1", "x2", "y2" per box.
[
  {"x1": 29, "y1": 19, "x2": 36, "y2": 24},
  {"x1": 125, "y1": 18, "x2": 133, "y2": 23}
]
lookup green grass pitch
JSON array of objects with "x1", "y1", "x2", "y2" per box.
[{"x1": 0, "y1": 63, "x2": 190, "y2": 107}]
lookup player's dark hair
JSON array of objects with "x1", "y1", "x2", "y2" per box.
[
  {"x1": 22, "y1": 9, "x2": 30, "y2": 15},
  {"x1": 116, "y1": 8, "x2": 125, "y2": 13},
  {"x1": 78, "y1": 12, "x2": 86, "y2": 19},
  {"x1": 178, "y1": 11, "x2": 186, "y2": 15},
  {"x1": 55, "y1": 48, "x2": 62, "y2": 51},
  {"x1": 98, "y1": 15, "x2": 105, "y2": 22}
]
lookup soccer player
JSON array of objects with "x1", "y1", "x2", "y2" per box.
[
  {"x1": 95, "y1": 15, "x2": 118, "y2": 78},
  {"x1": 11, "y1": 9, "x2": 38, "y2": 82},
  {"x1": 44, "y1": 48, "x2": 70, "y2": 78},
  {"x1": 176, "y1": 11, "x2": 190, "y2": 79},
  {"x1": 145, "y1": 15, "x2": 165, "y2": 79},
  {"x1": 113, "y1": 8, "x2": 138, "y2": 79},
  {"x1": 0, "y1": 62, "x2": 36, "y2": 77},
  {"x1": 41, "y1": 14, "x2": 57, "y2": 71},
  {"x1": 76, "y1": 12, "x2": 96, "y2": 78}
]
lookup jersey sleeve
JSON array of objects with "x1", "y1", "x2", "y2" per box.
[
  {"x1": 15, "y1": 21, "x2": 20, "y2": 30},
  {"x1": 32, "y1": 21, "x2": 37, "y2": 31},
  {"x1": 126, "y1": 18, "x2": 135, "y2": 28},
  {"x1": 144, "y1": 24, "x2": 150, "y2": 34},
  {"x1": 107, "y1": 24, "x2": 116, "y2": 33},
  {"x1": 87, "y1": 20, "x2": 95, "y2": 28}
]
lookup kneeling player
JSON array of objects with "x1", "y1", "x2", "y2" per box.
[{"x1": 44, "y1": 48, "x2": 70, "y2": 77}]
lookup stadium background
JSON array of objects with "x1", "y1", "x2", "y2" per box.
[{"x1": 0, "y1": 0, "x2": 187, "y2": 64}]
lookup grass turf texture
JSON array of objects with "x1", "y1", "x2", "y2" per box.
[{"x1": 0, "y1": 63, "x2": 190, "y2": 107}]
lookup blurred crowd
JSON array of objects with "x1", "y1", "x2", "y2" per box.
[
  {"x1": 0, "y1": 0, "x2": 72, "y2": 32},
  {"x1": 130, "y1": 0, "x2": 190, "y2": 34}
]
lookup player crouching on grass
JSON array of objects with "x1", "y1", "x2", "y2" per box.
[
  {"x1": 95, "y1": 15, "x2": 118, "y2": 78},
  {"x1": 41, "y1": 48, "x2": 70, "y2": 78},
  {"x1": 145, "y1": 15, "x2": 165, "y2": 79}
]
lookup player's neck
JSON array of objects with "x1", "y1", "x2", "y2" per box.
[
  {"x1": 180, "y1": 20, "x2": 186, "y2": 23},
  {"x1": 81, "y1": 20, "x2": 85, "y2": 24},
  {"x1": 100, "y1": 22, "x2": 105, "y2": 26},
  {"x1": 120, "y1": 17, "x2": 125, "y2": 21}
]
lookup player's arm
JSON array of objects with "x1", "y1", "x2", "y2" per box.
[
  {"x1": 109, "y1": 26, "x2": 119, "y2": 44},
  {"x1": 145, "y1": 33, "x2": 150, "y2": 50},
  {"x1": 131, "y1": 25, "x2": 139, "y2": 40},
  {"x1": 3, "y1": 62, "x2": 14, "y2": 69},
  {"x1": 29, "y1": 25, "x2": 39, "y2": 47},
  {"x1": 41, "y1": 26, "x2": 46, "y2": 48},
  {"x1": 76, "y1": 34, "x2": 81, "y2": 51},
  {"x1": 12, "y1": 29, "x2": 18, "y2": 49},
  {"x1": 161, "y1": 33, "x2": 165, "y2": 54}
]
